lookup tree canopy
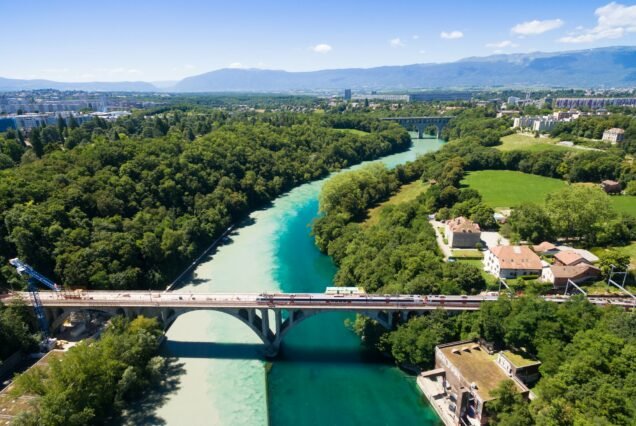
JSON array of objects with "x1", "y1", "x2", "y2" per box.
[
  {"x1": 0, "y1": 113, "x2": 410, "y2": 292},
  {"x1": 11, "y1": 316, "x2": 164, "y2": 426}
]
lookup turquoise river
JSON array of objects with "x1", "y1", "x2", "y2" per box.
[{"x1": 134, "y1": 134, "x2": 444, "y2": 425}]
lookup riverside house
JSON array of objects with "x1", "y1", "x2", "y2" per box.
[
  {"x1": 445, "y1": 217, "x2": 481, "y2": 249},
  {"x1": 484, "y1": 246, "x2": 542, "y2": 279},
  {"x1": 418, "y1": 340, "x2": 539, "y2": 426}
]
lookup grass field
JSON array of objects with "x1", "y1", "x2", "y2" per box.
[
  {"x1": 609, "y1": 196, "x2": 636, "y2": 217},
  {"x1": 461, "y1": 170, "x2": 567, "y2": 209},
  {"x1": 451, "y1": 249, "x2": 483, "y2": 259},
  {"x1": 364, "y1": 180, "x2": 428, "y2": 226},
  {"x1": 497, "y1": 133, "x2": 570, "y2": 152}
]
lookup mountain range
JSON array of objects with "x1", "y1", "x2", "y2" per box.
[{"x1": 2, "y1": 46, "x2": 635, "y2": 93}]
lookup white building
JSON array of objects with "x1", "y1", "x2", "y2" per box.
[
  {"x1": 512, "y1": 114, "x2": 575, "y2": 133},
  {"x1": 484, "y1": 246, "x2": 543, "y2": 279},
  {"x1": 532, "y1": 119, "x2": 558, "y2": 132},
  {"x1": 602, "y1": 128, "x2": 625, "y2": 144}
]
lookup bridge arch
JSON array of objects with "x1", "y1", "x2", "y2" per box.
[
  {"x1": 381, "y1": 116, "x2": 452, "y2": 139},
  {"x1": 45, "y1": 305, "x2": 409, "y2": 357}
]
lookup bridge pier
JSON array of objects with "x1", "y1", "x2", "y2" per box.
[{"x1": 416, "y1": 124, "x2": 443, "y2": 139}]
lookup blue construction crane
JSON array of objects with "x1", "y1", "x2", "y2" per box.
[{"x1": 9, "y1": 258, "x2": 61, "y2": 335}]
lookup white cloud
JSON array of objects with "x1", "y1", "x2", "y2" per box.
[
  {"x1": 183, "y1": 64, "x2": 196, "y2": 70},
  {"x1": 560, "y1": 2, "x2": 636, "y2": 43},
  {"x1": 440, "y1": 30, "x2": 463, "y2": 40},
  {"x1": 228, "y1": 62, "x2": 243, "y2": 69},
  {"x1": 389, "y1": 37, "x2": 405, "y2": 47},
  {"x1": 311, "y1": 43, "x2": 332, "y2": 53},
  {"x1": 511, "y1": 19, "x2": 563, "y2": 35},
  {"x1": 418, "y1": 49, "x2": 426, "y2": 54},
  {"x1": 486, "y1": 40, "x2": 519, "y2": 49},
  {"x1": 412, "y1": 35, "x2": 420, "y2": 40}
]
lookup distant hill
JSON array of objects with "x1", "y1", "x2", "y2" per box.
[
  {"x1": 172, "y1": 46, "x2": 636, "y2": 92},
  {"x1": 0, "y1": 77, "x2": 157, "y2": 92},
  {"x1": 1, "y1": 47, "x2": 635, "y2": 93}
]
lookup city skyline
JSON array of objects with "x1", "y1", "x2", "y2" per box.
[{"x1": 1, "y1": 0, "x2": 635, "y2": 82}]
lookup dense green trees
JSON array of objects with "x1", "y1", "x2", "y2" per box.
[
  {"x1": 381, "y1": 311, "x2": 454, "y2": 366},
  {"x1": 479, "y1": 302, "x2": 636, "y2": 426},
  {"x1": 371, "y1": 296, "x2": 635, "y2": 425},
  {"x1": 505, "y1": 185, "x2": 633, "y2": 246},
  {"x1": 0, "y1": 300, "x2": 38, "y2": 361},
  {"x1": 311, "y1": 107, "x2": 636, "y2": 426},
  {"x1": 546, "y1": 185, "x2": 615, "y2": 245},
  {"x1": 11, "y1": 316, "x2": 164, "y2": 426},
  {"x1": 529, "y1": 309, "x2": 636, "y2": 425},
  {"x1": 551, "y1": 113, "x2": 636, "y2": 154},
  {"x1": 487, "y1": 380, "x2": 533, "y2": 426},
  {"x1": 506, "y1": 204, "x2": 553, "y2": 243},
  {"x1": 0, "y1": 114, "x2": 410, "y2": 291},
  {"x1": 405, "y1": 107, "x2": 632, "y2": 187},
  {"x1": 312, "y1": 148, "x2": 488, "y2": 297},
  {"x1": 441, "y1": 107, "x2": 513, "y2": 146},
  {"x1": 318, "y1": 163, "x2": 398, "y2": 220}
]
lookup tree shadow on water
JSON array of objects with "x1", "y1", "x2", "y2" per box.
[{"x1": 109, "y1": 357, "x2": 186, "y2": 426}]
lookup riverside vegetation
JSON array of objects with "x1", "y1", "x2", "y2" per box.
[
  {"x1": 10, "y1": 316, "x2": 165, "y2": 426},
  {"x1": 0, "y1": 109, "x2": 410, "y2": 424},
  {"x1": 312, "y1": 107, "x2": 636, "y2": 425},
  {"x1": 2, "y1": 104, "x2": 636, "y2": 424},
  {"x1": 0, "y1": 112, "x2": 409, "y2": 292}
]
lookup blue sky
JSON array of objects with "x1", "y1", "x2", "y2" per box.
[{"x1": 1, "y1": 0, "x2": 635, "y2": 82}]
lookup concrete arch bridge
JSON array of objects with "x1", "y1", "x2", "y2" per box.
[
  {"x1": 7, "y1": 291, "x2": 634, "y2": 357},
  {"x1": 381, "y1": 116, "x2": 452, "y2": 139}
]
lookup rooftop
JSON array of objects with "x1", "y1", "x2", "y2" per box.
[
  {"x1": 532, "y1": 241, "x2": 557, "y2": 253},
  {"x1": 501, "y1": 350, "x2": 540, "y2": 368},
  {"x1": 439, "y1": 342, "x2": 525, "y2": 401},
  {"x1": 446, "y1": 216, "x2": 480, "y2": 233},
  {"x1": 490, "y1": 245, "x2": 542, "y2": 271},
  {"x1": 549, "y1": 263, "x2": 599, "y2": 279},
  {"x1": 554, "y1": 250, "x2": 585, "y2": 266}
]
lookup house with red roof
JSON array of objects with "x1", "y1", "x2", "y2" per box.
[{"x1": 484, "y1": 246, "x2": 543, "y2": 279}]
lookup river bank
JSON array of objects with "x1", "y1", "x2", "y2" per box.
[{"x1": 126, "y1": 134, "x2": 444, "y2": 425}]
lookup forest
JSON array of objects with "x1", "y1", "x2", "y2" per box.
[
  {"x1": 312, "y1": 106, "x2": 636, "y2": 425},
  {"x1": 368, "y1": 297, "x2": 636, "y2": 426},
  {"x1": 0, "y1": 300, "x2": 38, "y2": 361},
  {"x1": 551, "y1": 113, "x2": 636, "y2": 153},
  {"x1": 0, "y1": 111, "x2": 410, "y2": 291},
  {"x1": 313, "y1": 163, "x2": 487, "y2": 295}
]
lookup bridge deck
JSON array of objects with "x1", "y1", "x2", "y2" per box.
[{"x1": 5, "y1": 291, "x2": 635, "y2": 311}]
